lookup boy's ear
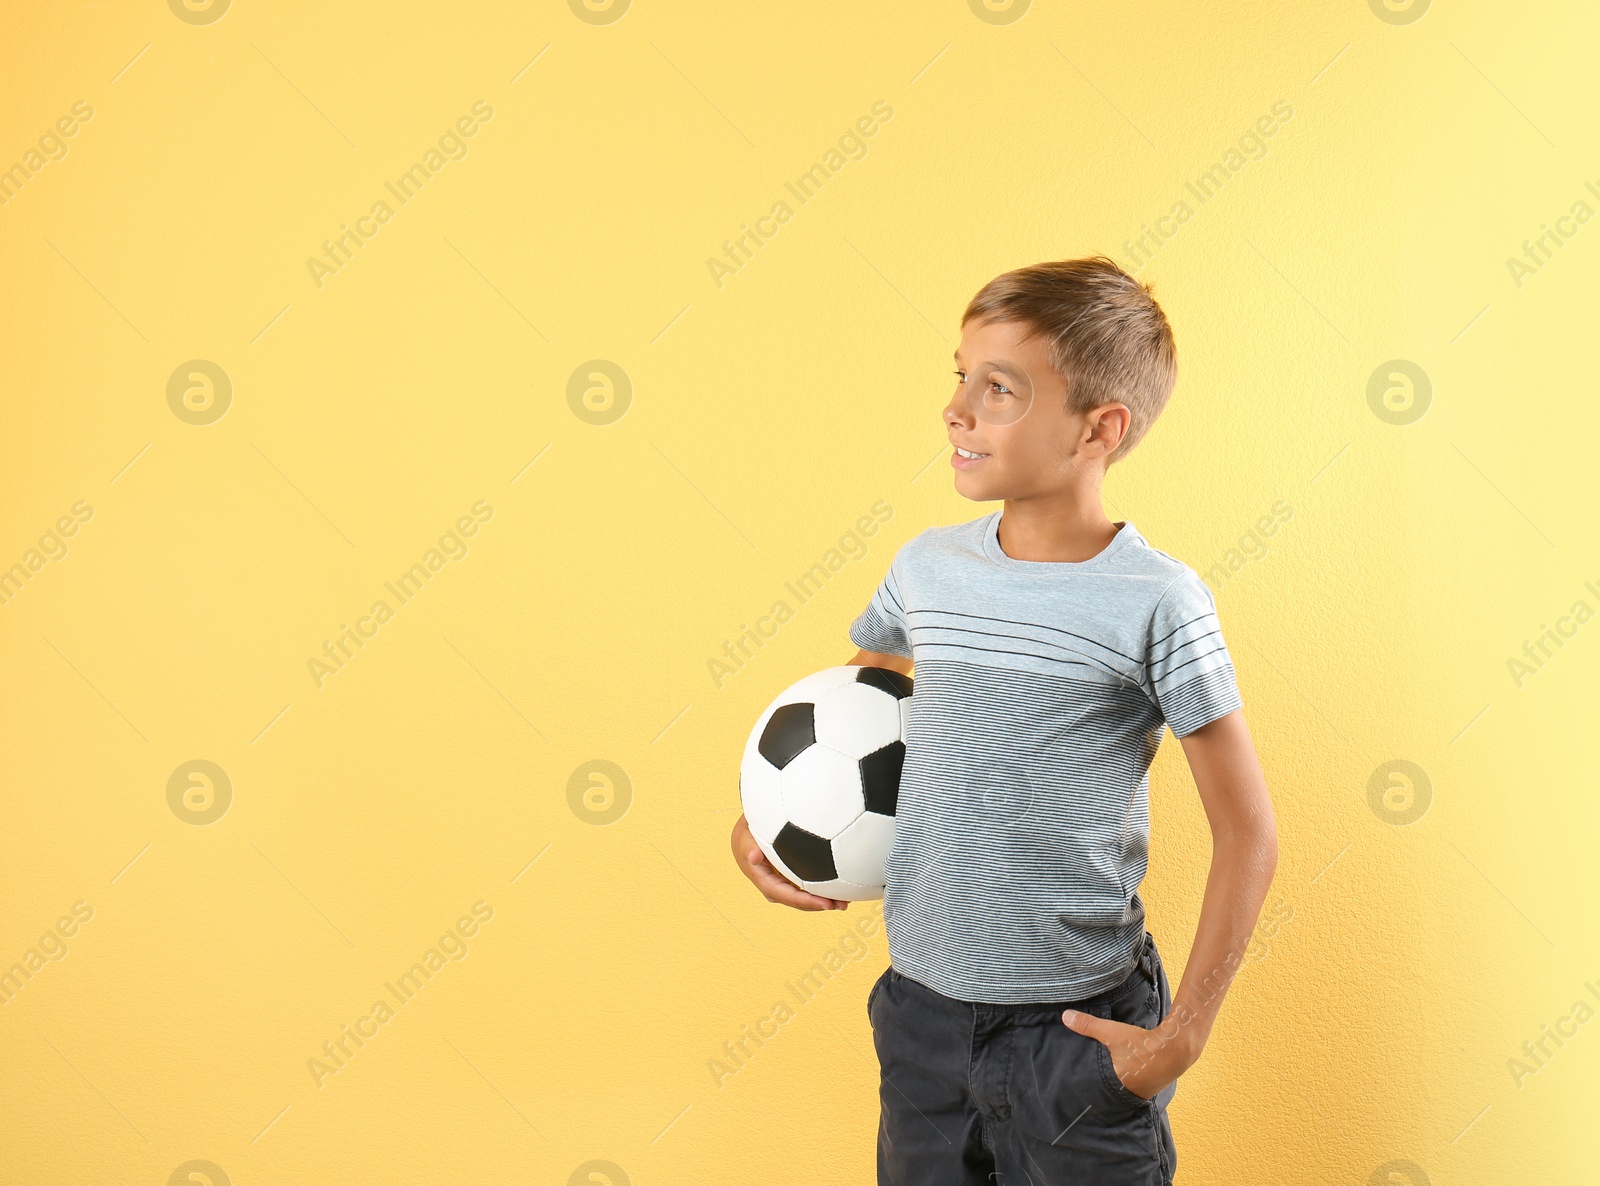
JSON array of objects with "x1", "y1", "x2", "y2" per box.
[{"x1": 1084, "y1": 402, "x2": 1131, "y2": 456}]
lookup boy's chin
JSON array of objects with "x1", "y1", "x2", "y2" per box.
[{"x1": 952, "y1": 472, "x2": 1006, "y2": 502}]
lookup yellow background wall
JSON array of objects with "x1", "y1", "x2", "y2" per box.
[{"x1": 2, "y1": 1, "x2": 1595, "y2": 1182}]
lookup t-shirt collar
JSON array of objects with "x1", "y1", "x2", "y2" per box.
[{"x1": 982, "y1": 510, "x2": 1142, "y2": 570}]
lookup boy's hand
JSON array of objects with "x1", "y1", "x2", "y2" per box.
[
  {"x1": 1060, "y1": 1010, "x2": 1195, "y2": 1101},
  {"x1": 730, "y1": 813, "x2": 850, "y2": 911}
]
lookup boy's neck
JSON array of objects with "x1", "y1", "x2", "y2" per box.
[{"x1": 996, "y1": 493, "x2": 1121, "y2": 563}]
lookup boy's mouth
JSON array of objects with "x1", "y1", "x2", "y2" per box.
[{"x1": 952, "y1": 446, "x2": 989, "y2": 469}]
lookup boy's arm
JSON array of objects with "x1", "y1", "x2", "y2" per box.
[
  {"x1": 847, "y1": 648, "x2": 913, "y2": 676},
  {"x1": 1165, "y1": 709, "x2": 1279, "y2": 1051},
  {"x1": 1063, "y1": 707, "x2": 1279, "y2": 1096},
  {"x1": 729, "y1": 648, "x2": 912, "y2": 910}
]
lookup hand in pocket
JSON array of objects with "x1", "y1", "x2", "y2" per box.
[{"x1": 1061, "y1": 1008, "x2": 1190, "y2": 1101}]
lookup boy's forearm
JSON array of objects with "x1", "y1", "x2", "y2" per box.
[
  {"x1": 1160, "y1": 710, "x2": 1279, "y2": 1065},
  {"x1": 1164, "y1": 822, "x2": 1278, "y2": 1061},
  {"x1": 849, "y1": 647, "x2": 913, "y2": 675}
]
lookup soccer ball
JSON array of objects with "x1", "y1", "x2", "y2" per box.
[{"x1": 739, "y1": 665, "x2": 912, "y2": 901}]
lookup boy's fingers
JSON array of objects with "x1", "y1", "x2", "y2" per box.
[
  {"x1": 743, "y1": 841, "x2": 854, "y2": 910},
  {"x1": 768, "y1": 882, "x2": 829, "y2": 910},
  {"x1": 749, "y1": 851, "x2": 797, "y2": 892},
  {"x1": 747, "y1": 848, "x2": 849, "y2": 911},
  {"x1": 1061, "y1": 1009, "x2": 1116, "y2": 1042}
]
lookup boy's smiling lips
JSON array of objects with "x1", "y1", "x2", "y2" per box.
[{"x1": 951, "y1": 442, "x2": 990, "y2": 468}]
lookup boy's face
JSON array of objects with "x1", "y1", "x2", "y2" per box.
[{"x1": 944, "y1": 317, "x2": 1125, "y2": 502}]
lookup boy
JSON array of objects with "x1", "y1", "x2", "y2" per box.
[{"x1": 730, "y1": 256, "x2": 1278, "y2": 1183}]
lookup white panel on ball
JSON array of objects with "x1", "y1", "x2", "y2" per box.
[
  {"x1": 739, "y1": 758, "x2": 787, "y2": 846},
  {"x1": 813, "y1": 682, "x2": 903, "y2": 760},
  {"x1": 779, "y1": 744, "x2": 866, "y2": 838},
  {"x1": 830, "y1": 808, "x2": 896, "y2": 888},
  {"x1": 803, "y1": 876, "x2": 881, "y2": 903},
  {"x1": 778, "y1": 665, "x2": 859, "y2": 704}
]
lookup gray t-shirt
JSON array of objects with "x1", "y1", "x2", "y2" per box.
[{"x1": 849, "y1": 510, "x2": 1242, "y2": 1003}]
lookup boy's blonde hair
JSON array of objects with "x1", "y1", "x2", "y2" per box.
[{"x1": 961, "y1": 255, "x2": 1177, "y2": 463}]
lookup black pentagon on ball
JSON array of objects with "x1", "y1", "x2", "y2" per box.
[
  {"x1": 758, "y1": 702, "x2": 815, "y2": 769},
  {"x1": 855, "y1": 666, "x2": 913, "y2": 699},
  {"x1": 772, "y1": 822, "x2": 836, "y2": 881},
  {"x1": 860, "y1": 740, "x2": 905, "y2": 816}
]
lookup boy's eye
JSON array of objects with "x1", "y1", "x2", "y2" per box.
[{"x1": 952, "y1": 370, "x2": 1012, "y2": 397}]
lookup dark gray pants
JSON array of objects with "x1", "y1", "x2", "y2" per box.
[{"x1": 867, "y1": 931, "x2": 1178, "y2": 1184}]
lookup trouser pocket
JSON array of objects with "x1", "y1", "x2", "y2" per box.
[{"x1": 866, "y1": 965, "x2": 891, "y2": 1021}]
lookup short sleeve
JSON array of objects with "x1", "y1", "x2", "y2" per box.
[
  {"x1": 1146, "y1": 570, "x2": 1242, "y2": 737},
  {"x1": 849, "y1": 558, "x2": 912, "y2": 658}
]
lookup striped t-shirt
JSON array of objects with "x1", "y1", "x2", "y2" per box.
[{"x1": 849, "y1": 510, "x2": 1242, "y2": 1003}]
